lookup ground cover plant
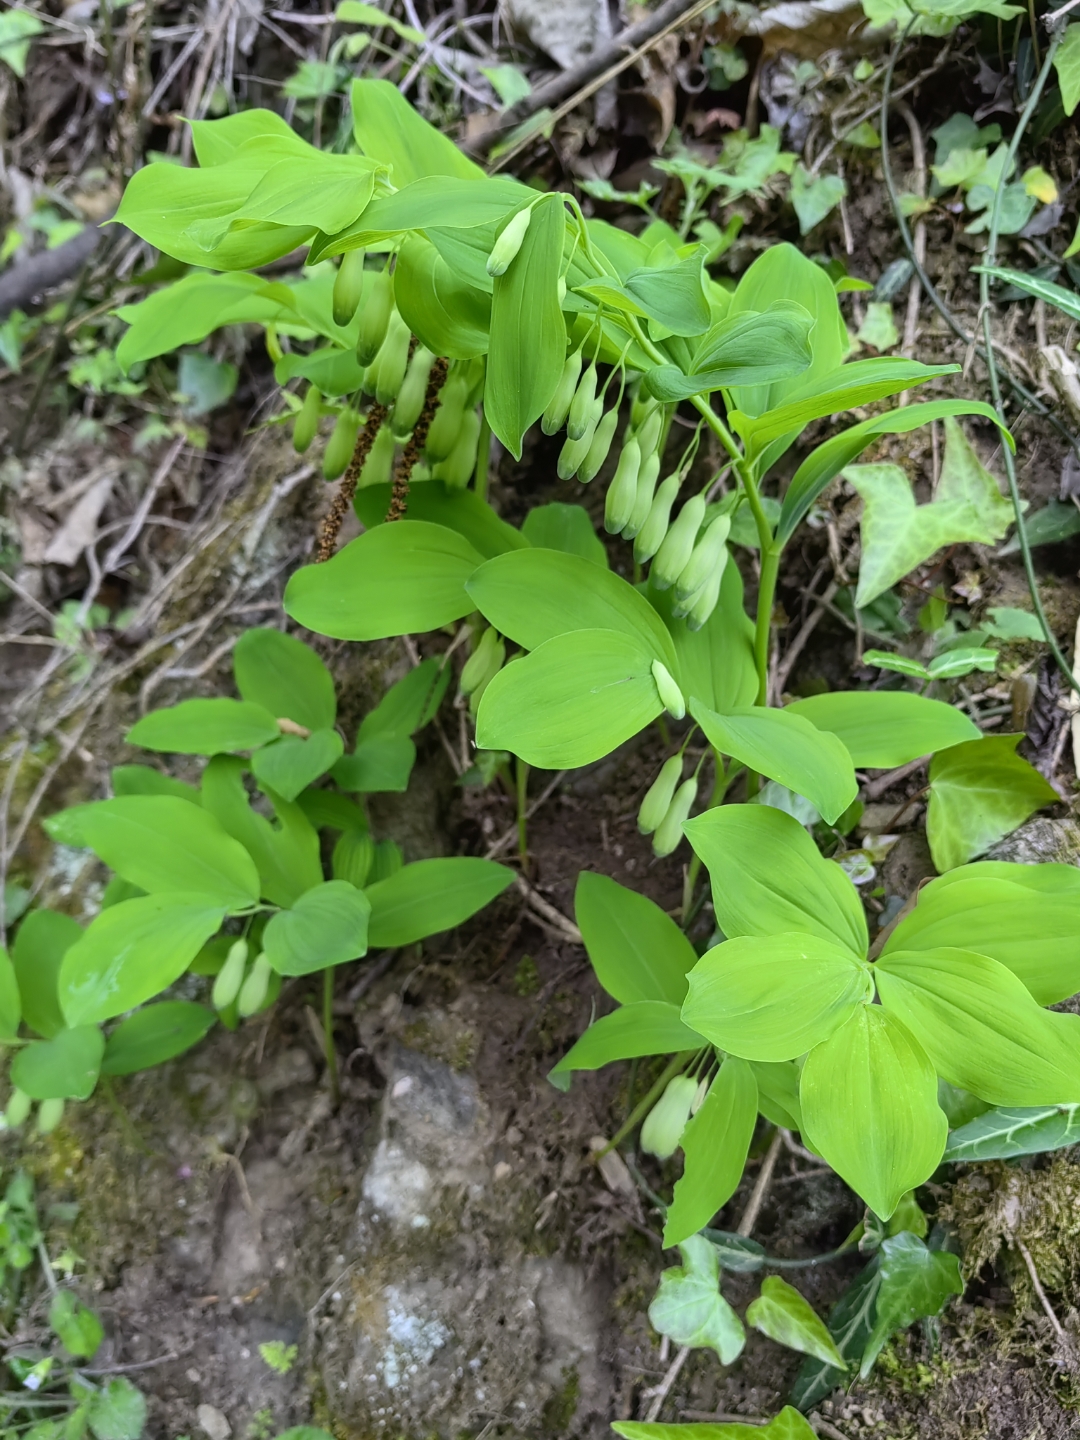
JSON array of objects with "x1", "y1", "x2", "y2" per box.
[
  {"x1": 5, "y1": 0, "x2": 1080, "y2": 1433},
  {"x1": 2, "y1": 627, "x2": 512, "y2": 1129}
]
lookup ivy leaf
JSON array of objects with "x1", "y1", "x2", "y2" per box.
[
  {"x1": 0, "y1": 8, "x2": 44, "y2": 77},
  {"x1": 49, "y1": 1291, "x2": 104, "y2": 1359},
  {"x1": 926, "y1": 733, "x2": 1057, "y2": 871},
  {"x1": 790, "y1": 166, "x2": 846, "y2": 235},
  {"x1": 746, "y1": 1276, "x2": 846, "y2": 1368},
  {"x1": 855, "y1": 301, "x2": 898, "y2": 351},
  {"x1": 1054, "y1": 24, "x2": 1080, "y2": 118},
  {"x1": 861, "y1": 1233, "x2": 962, "y2": 1377},
  {"x1": 846, "y1": 417, "x2": 1012, "y2": 607},
  {"x1": 647, "y1": 1234, "x2": 747, "y2": 1362},
  {"x1": 943, "y1": 1103, "x2": 1080, "y2": 1162},
  {"x1": 791, "y1": 1258, "x2": 881, "y2": 1409}
]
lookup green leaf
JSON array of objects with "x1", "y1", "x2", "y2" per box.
[
  {"x1": 393, "y1": 233, "x2": 491, "y2": 359},
  {"x1": 1000, "y1": 498, "x2": 1080, "y2": 553},
  {"x1": 365, "y1": 857, "x2": 514, "y2": 948},
  {"x1": 262, "y1": 880, "x2": 370, "y2": 976},
  {"x1": 856, "y1": 301, "x2": 899, "y2": 351},
  {"x1": 88, "y1": 1378, "x2": 147, "y2": 1440},
  {"x1": 723, "y1": 243, "x2": 848, "y2": 424},
  {"x1": 648, "y1": 1234, "x2": 746, "y2": 1363},
  {"x1": 0, "y1": 945, "x2": 20, "y2": 1039},
  {"x1": 549, "y1": 1001, "x2": 704, "y2": 1083},
  {"x1": 684, "y1": 804, "x2": 867, "y2": 956},
  {"x1": 232, "y1": 627, "x2": 336, "y2": 731},
  {"x1": 188, "y1": 108, "x2": 301, "y2": 166},
  {"x1": 747, "y1": 1276, "x2": 846, "y2": 1367},
  {"x1": 575, "y1": 872, "x2": 696, "y2": 1006},
  {"x1": 250, "y1": 728, "x2": 344, "y2": 803},
  {"x1": 984, "y1": 605, "x2": 1044, "y2": 641},
  {"x1": 113, "y1": 161, "x2": 313, "y2": 271},
  {"x1": 116, "y1": 272, "x2": 298, "y2": 369},
  {"x1": 790, "y1": 165, "x2": 846, "y2": 234},
  {"x1": 101, "y1": 1001, "x2": 216, "y2": 1075},
  {"x1": 926, "y1": 734, "x2": 1057, "y2": 872},
  {"x1": 613, "y1": 1407, "x2": 816, "y2": 1440},
  {"x1": 732, "y1": 357, "x2": 957, "y2": 459},
  {"x1": 521, "y1": 503, "x2": 607, "y2": 566},
  {"x1": 284, "y1": 521, "x2": 482, "y2": 640},
  {"x1": 333, "y1": 736, "x2": 415, "y2": 793},
  {"x1": 336, "y1": 1, "x2": 424, "y2": 42},
  {"x1": 10, "y1": 1025, "x2": 105, "y2": 1101},
  {"x1": 800, "y1": 1005, "x2": 947, "y2": 1220},
  {"x1": 354, "y1": 481, "x2": 526, "y2": 560},
  {"x1": 664, "y1": 1058, "x2": 758, "y2": 1246},
  {"x1": 751, "y1": 1059, "x2": 803, "y2": 1131},
  {"x1": 976, "y1": 265, "x2": 1080, "y2": 325},
  {"x1": 684, "y1": 933, "x2": 872, "y2": 1062},
  {"x1": 111, "y1": 764, "x2": 202, "y2": 804},
  {"x1": 791, "y1": 1258, "x2": 881, "y2": 1410},
  {"x1": 58, "y1": 796, "x2": 259, "y2": 909},
  {"x1": 777, "y1": 400, "x2": 1013, "y2": 546},
  {"x1": 577, "y1": 248, "x2": 711, "y2": 337},
  {"x1": 201, "y1": 755, "x2": 322, "y2": 907},
  {"x1": 785, "y1": 691, "x2": 978, "y2": 767},
  {"x1": 126, "y1": 698, "x2": 280, "y2": 755},
  {"x1": 466, "y1": 549, "x2": 678, "y2": 670},
  {"x1": 0, "y1": 8, "x2": 44, "y2": 77},
  {"x1": 863, "y1": 0, "x2": 1021, "y2": 34},
  {"x1": 876, "y1": 947, "x2": 1080, "y2": 1106},
  {"x1": 699, "y1": 1230, "x2": 766, "y2": 1273},
  {"x1": 690, "y1": 700, "x2": 857, "y2": 824},
  {"x1": 1053, "y1": 23, "x2": 1080, "y2": 117},
  {"x1": 485, "y1": 194, "x2": 566, "y2": 459},
  {"x1": 475, "y1": 628, "x2": 664, "y2": 769},
  {"x1": 12, "y1": 911, "x2": 80, "y2": 1038},
  {"x1": 350, "y1": 77, "x2": 484, "y2": 185},
  {"x1": 340, "y1": 175, "x2": 526, "y2": 246},
  {"x1": 49, "y1": 1291, "x2": 104, "y2": 1359},
  {"x1": 884, "y1": 874, "x2": 1080, "y2": 1005},
  {"x1": 846, "y1": 418, "x2": 1013, "y2": 607},
  {"x1": 943, "y1": 1103, "x2": 1080, "y2": 1162},
  {"x1": 860, "y1": 1233, "x2": 962, "y2": 1377},
  {"x1": 59, "y1": 895, "x2": 226, "y2": 1026},
  {"x1": 645, "y1": 303, "x2": 815, "y2": 401}
]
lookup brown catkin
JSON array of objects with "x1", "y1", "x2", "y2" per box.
[
  {"x1": 385, "y1": 355, "x2": 450, "y2": 523},
  {"x1": 315, "y1": 402, "x2": 389, "y2": 562}
]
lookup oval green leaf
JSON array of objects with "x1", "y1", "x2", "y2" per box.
[
  {"x1": 284, "y1": 521, "x2": 483, "y2": 640},
  {"x1": 262, "y1": 880, "x2": 371, "y2": 976},
  {"x1": 476, "y1": 628, "x2": 664, "y2": 769},
  {"x1": 102, "y1": 1001, "x2": 217, "y2": 1076},
  {"x1": 785, "y1": 691, "x2": 979, "y2": 768},
  {"x1": 800, "y1": 1005, "x2": 947, "y2": 1220},
  {"x1": 683, "y1": 933, "x2": 872, "y2": 1062},
  {"x1": 690, "y1": 700, "x2": 857, "y2": 824},
  {"x1": 126, "y1": 698, "x2": 280, "y2": 755},
  {"x1": 11, "y1": 1024, "x2": 105, "y2": 1100},
  {"x1": 574, "y1": 872, "x2": 696, "y2": 1006},
  {"x1": 59, "y1": 894, "x2": 227, "y2": 1026},
  {"x1": 365, "y1": 857, "x2": 514, "y2": 948},
  {"x1": 232, "y1": 627, "x2": 336, "y2": 731}
]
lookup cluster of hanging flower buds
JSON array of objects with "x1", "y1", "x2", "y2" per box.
[
  {"x1": 290, "y1": 253, "x2": 483, "y2": 490},
  {"x1": 545, "y1": 340, "x2": 732, "y2": 632}
]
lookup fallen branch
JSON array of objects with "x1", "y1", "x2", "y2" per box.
[
  {"x1": 0, "y1": 223, "x2": 104, "y2": 320},
  {"x1": 469, "y1": 0, "x2": 714, "y2": 157}
]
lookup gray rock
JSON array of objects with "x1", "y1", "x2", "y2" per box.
[
  {"x1": 197, "y1": 1404, "x2": 231, "y2": 1440},
  {"x1": 320, "y1": 1046, "x2": 611, "y2": 1437}
]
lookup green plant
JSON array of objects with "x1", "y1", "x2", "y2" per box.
[
  {"x1": 0, "y1": 1170, "x2": 146, "y2": 1440},
  {"x1": 104, "y1": 81, "x2": 1080, "y2": 1421},
  {"x1": 2, "y1": 628, "x2": 513, "y2": 1128}
]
